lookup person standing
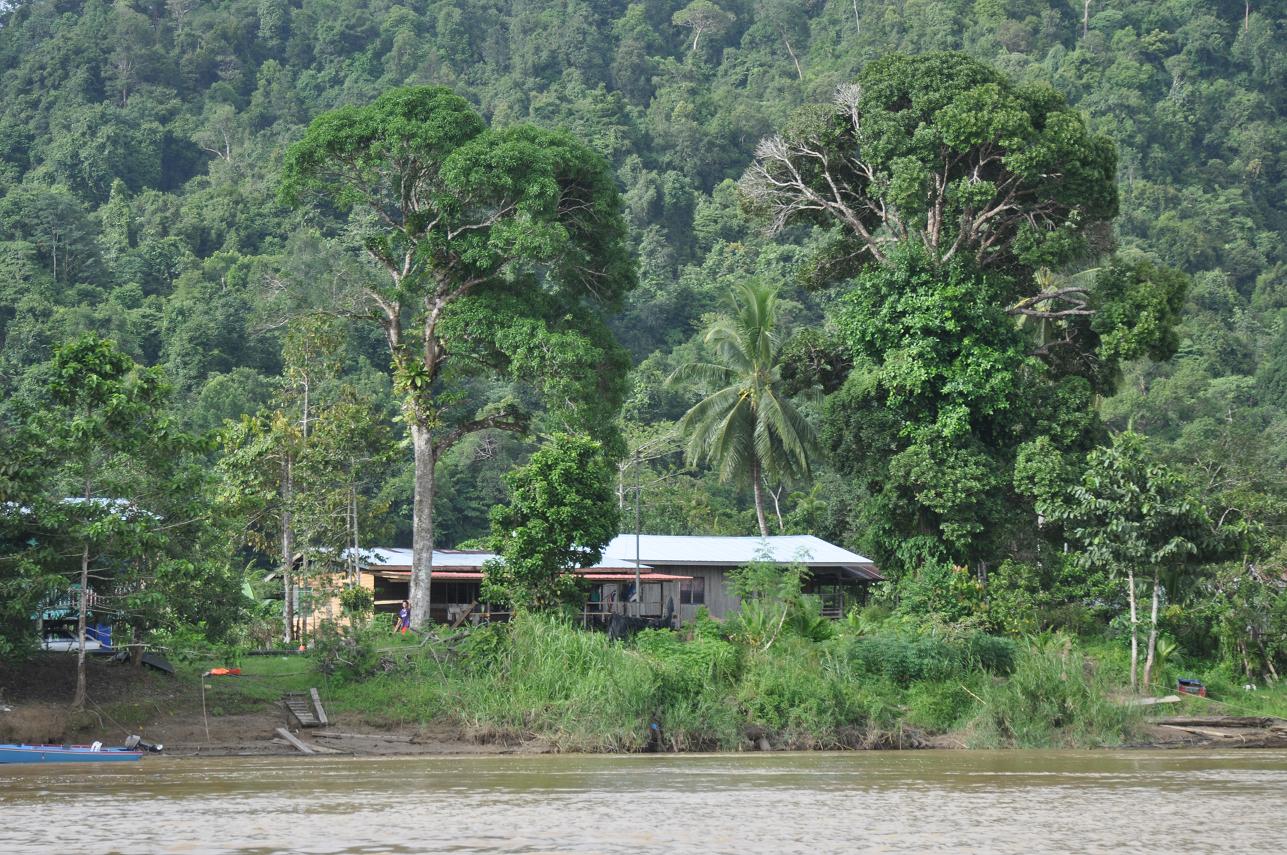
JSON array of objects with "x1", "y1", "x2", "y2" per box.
[{"x1": 396, "y1": 600, "x2": 410, "y2": 634}]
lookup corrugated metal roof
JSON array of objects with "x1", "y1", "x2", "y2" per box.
[
  {"x1": 364, "y1": 548, "x2": 490, "y2": 570},
  {"x1": 360, "y1": 548, "x2": 646, "y2": 574},
  {"x1": 601, "y1": 534, "x2": 879, "y2": 573},
  {"x1": 358, "y1": 535, "x2": 880, "y2": 579},
  {"x1": 367, "y1": 569, "x2": 692, "y2": 582}
]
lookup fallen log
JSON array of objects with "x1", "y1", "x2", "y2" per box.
[
  {"x1": 274, "y1": 727, "x2": 315, "y2": 755},
  {"x1": 1156, "y1": 715, "x2": 1284, "y2": 729},
  {"x1": 1156, "y1": 724, "x2": 1287, "y2": 749},
  {"x1": 272, "y1": 736, "x2": 342, "y2": 754}
]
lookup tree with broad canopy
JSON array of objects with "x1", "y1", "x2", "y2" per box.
[
  {"x1": 280, "y1": 86, "x2": 635, "y2": 629},
  {"x1": 740, "y1": 51, "x2": 1119, "y2": 306}
]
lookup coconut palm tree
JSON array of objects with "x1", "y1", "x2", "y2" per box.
[{"x1": 669, "y1": 280, "x2": 819, "y2": 536}]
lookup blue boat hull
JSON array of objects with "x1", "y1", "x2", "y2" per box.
[{"x1": 0, "y1": 745, "x2": 144, "y2": 764}]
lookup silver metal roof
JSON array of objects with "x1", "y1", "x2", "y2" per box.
[
  {"x1": 601, "y1": 534, "x2": 878, "y2": 571},
  {"x1": 356, "y1": 535, "x2": 880, "y2": 578},
  {"x1": 363, "y1": 548, "x2": 491, "y2": 569},
  {"x1": 359, "y1": 547, "x2": 643, "y2": 573}
]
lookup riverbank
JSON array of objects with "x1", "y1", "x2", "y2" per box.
[{"x1": 4, "y1": 614, "x2": 1285, "y2": 756}]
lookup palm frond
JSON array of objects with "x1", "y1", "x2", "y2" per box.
[{"x1": 667, "y1": 361, "x2": 737, "y2": 389}]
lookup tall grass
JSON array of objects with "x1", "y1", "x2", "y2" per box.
[
  {"x1": 308, "y1": 614, "x2": 1146, "y2": 752},
  {"x1": 962, "y1": 637, "x2": 1142, "y2": 748}
]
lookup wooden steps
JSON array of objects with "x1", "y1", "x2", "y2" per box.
[{"x1": 282, "y1": 689, "x2": 329, "y2": 728}]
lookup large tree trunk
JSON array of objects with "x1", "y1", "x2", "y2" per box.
[
  {"x1": 281, "y1": 457, "x2": 294, "y2": 645},
  {"x1": 1126, "y1": 567, "x2": 1139, "y2": 692},
  {"x1": 1142, "y1": 567, "x2": 1162, "y2": 690},
  {"x1": 72, "y1": 542, "x2": 89, "y2": 710},
  {"x1": 409, "y1": 420, "x2": 436, "y2": 629},
  {"x1": 130, "y1": 625, "x2": 143, "y2": 668},
  {"x1": 350, "y1": 482, "x2": 360, "y2": 585},
  {"x1": 751, "y1": 457, "x2": 769, "y2": 538}
]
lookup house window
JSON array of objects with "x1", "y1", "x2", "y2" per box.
[{"x1": 680, "y1": 576, "x2": 705, "y2": 606}]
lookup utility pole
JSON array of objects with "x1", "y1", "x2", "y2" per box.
[{"x1": 633, "y1": 449, "x2": 642, "y2": 617}]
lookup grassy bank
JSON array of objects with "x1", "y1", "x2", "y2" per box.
[
  {"x1": 293, "y1": 612, "x2": 1195, "y2": 752},
  {"x1": 8, "y1": 613, "x2": 1284, "y2": 752}
]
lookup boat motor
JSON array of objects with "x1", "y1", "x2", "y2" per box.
[{"x1": 124, "y1": 735, "x2": 164, "y2": 753}]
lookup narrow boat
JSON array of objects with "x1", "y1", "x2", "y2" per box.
[{"x1": 0, "y1": 744, "x2": 145, "y2": 764}]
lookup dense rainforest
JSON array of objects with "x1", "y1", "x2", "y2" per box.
[{"x1": 0, "y1": 0, "x2": 1284, "y2": 699}]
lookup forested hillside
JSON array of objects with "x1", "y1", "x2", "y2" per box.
[{"x1": 0, "y1": 1, "x2": 1284, "y2": 668}]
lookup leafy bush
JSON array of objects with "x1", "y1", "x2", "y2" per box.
[
  {"x1": 842, "y1": 634, "x2": 964, "y2": 684},
  {"x1": 456, "y1": 622, "x2": 510, "y2": 675},
  {"x1": 338, "y1": 585, "x2": 374, "y2": 619},
  {"x1": 963, "y1": 633, "x2": 1017, "y2": 675},
  {"x1": 635, "y1": 629, "x2": 739, "y2": 688},
  {"x1": 903, "y1": 681, "x2": 978, "y2": 732},
  {"x1": 312, "y1": 621, "x2": 399, "y2": 681},
  {"x1": 736, "y1": 644, "x2": 860, "y2": 741}
]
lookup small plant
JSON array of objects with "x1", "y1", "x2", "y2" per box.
[{"x1": 339, "y1": 585, "x2": 374, "y2": 620}]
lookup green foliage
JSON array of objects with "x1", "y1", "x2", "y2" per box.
[
  {"x1": 0, "y1": 0, "x2": 1281, "y2": 691},
  {"x1": 245, "y1": 614, "x2": 1148, "y2": 751},
  {"x1": 736, "y1": 643, "x2": 857, "y2": 740},
  {"x1": 482, "y1": 433, "x2": 619, "y2": 610},
  {"x1": 280, "y1": 82, "x2": 635, "y2": 624},
  {"x1": 634, "y1": 628, "x2": 740, "y2": 698},
  {"x1": 823, "y1": 247, "x2": 1043, "y2": 578},
  {"x1": 3, "y1": 336, "x2": 240, "y2": 686},
  {"x1": 742, "y1": 51, "x2": 1118, "y2": 273},
  {"x1": 339, "y1": 585, "x2": 374, "y2": 620},
  {"x1": 1029, "y1": 429, "x2": 1218, "y2": 687},
  {"x1": 313, "y1": 619, "x2": 401, "y2": 682}
]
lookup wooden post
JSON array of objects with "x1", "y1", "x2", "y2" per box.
[{"x1": 310, "y1": 688, "x2": 329, "y2": 727}]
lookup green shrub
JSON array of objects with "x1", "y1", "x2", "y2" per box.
[
  {"x1": 454, "y1": 613, "x2": 659, "y2": 751},
  {"x1": 903, "y1": 681, "x2": 977, "y2": 732},
  {"x1": 690, "y1": 606, "x2": 723, "y2": 640},
  {"x1": 843, "y1": 634, "x2": 963, "y2": 684},
  {"x1": 312, "y1": 620, "x2": 404, "y2": 681},
  {"x1": 338, "y1": 585, "x2": 374, "y2": 619},
  {"x1": 964, "y1": 632, "x2": 1017, "y2": 675},
  {"x1": 456, "y1": 622, "x2": 510, "y2": 675},
  {"x1": 736, "y1": 642, "x2": 861, "y2": 741},
  {"x1": 635, "y1": 629, "x2": 739, "y2": 688}
]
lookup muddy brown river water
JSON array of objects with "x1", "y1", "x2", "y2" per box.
[{"x1": 2, "y1": 750, "x2": 1285, "y2": 854}]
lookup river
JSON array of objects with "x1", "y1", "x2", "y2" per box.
[{"x1": 2, "y1": 750, "x2": 1285, "y2": 854}]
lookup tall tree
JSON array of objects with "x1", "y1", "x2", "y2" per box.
[
  {"x1": 280, "y1": 86, "x2": 634, "y2": 628},
  {"x1": 740, "y1": 52, "x2": 1118, "y2": 282},
  {"x1": 670, "y1": 280, "x2": 818, "y2": 537},
  {"x1": 744, "y1": 53, "x2": 1188, "y2": 584},
  {"x1": 25, "y1": 336, "x2": 234, "y2": 706},
  {"x1": 672, "y1": 1, "x2": 735, "y2": 53}
]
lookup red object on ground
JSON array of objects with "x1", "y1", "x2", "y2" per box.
[{"x1": 206, "y1": 668, "x2": 241, "y2": 676}]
